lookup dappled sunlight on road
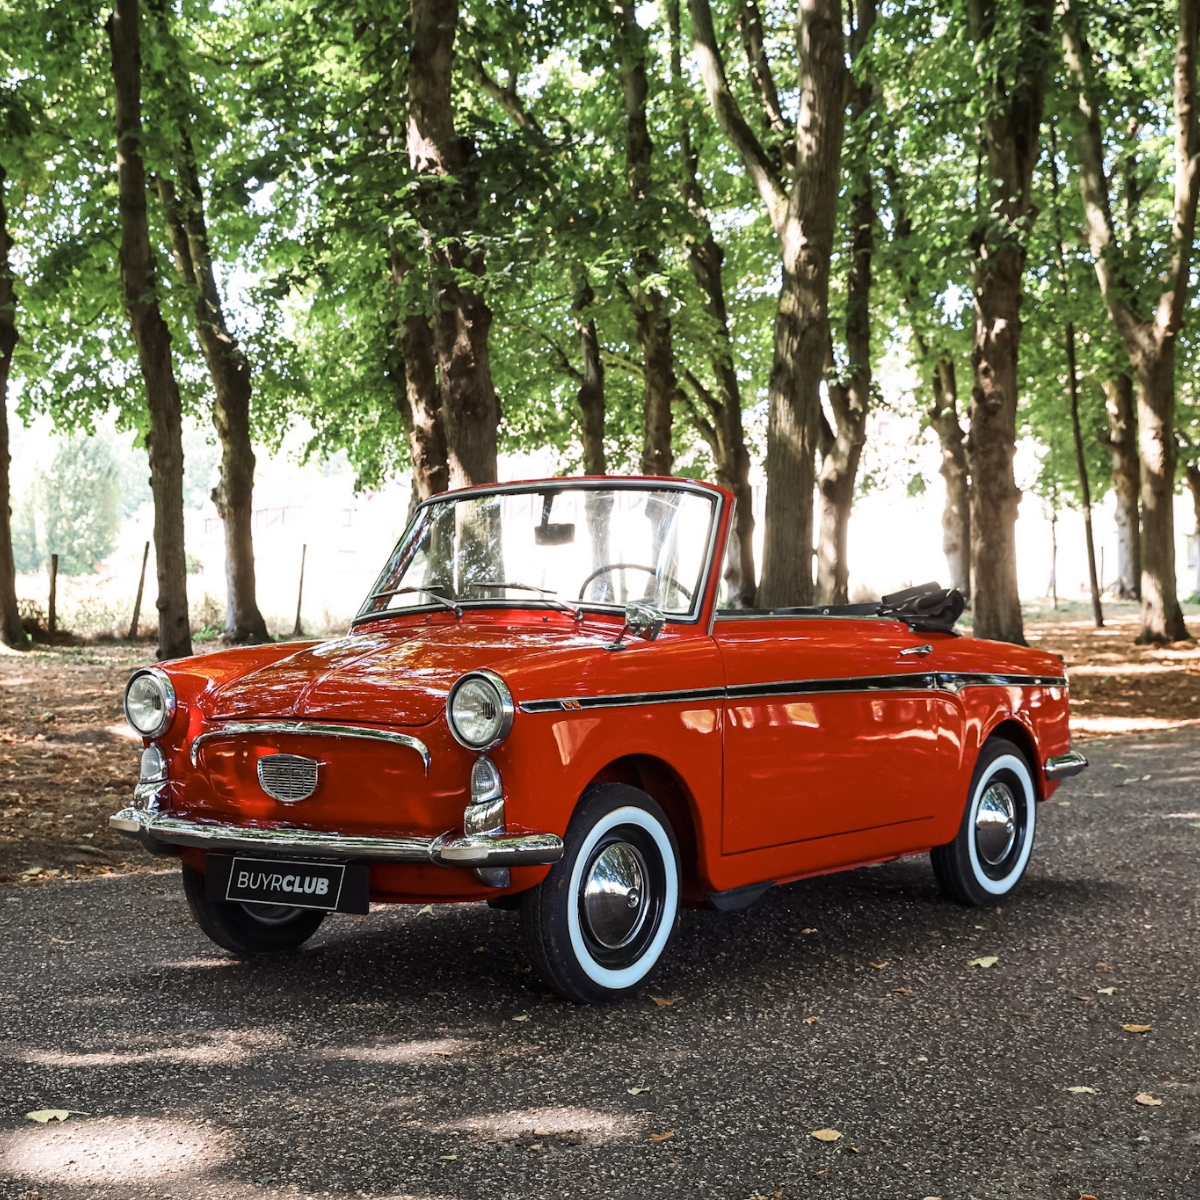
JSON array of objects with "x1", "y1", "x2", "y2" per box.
[
  {"x1": 14, "y1": 1028, "x2": 288, "y2": 1070},
  {"x1": 0, "y1": 1116, "x2": 228, "y2": 1186},
  {"x1": 315, "y1": 1037, "x2": 472, "y2": 1064},
  {"x1": 431, "y1": 1104, "x2": 640, "y2": 1145}
]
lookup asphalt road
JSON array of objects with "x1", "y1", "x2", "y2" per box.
[{"x1": 1, "y1": 732, "x2": 1198, "y2": 1200}]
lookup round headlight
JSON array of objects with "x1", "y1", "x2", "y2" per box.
[
  {"x1": 124, "y1": 668, "x2": 177, "y2": 738},
  {"x1": 447, "y1": 670, "x2": 514, "y2": 750}
]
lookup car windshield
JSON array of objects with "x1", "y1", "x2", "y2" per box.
[{"x1": 358, "y1": 484, "x2": 718, "y2": 623}]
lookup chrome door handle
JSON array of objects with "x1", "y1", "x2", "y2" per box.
[{"x1": 899, "y1": 644, "x2": 933, "y2": 658}]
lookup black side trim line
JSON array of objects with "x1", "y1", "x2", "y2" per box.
[{"x1": 518, "y1": 672, "x2": 1068, "y2": 713}]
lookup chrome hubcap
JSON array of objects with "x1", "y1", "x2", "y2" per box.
[
  {"x1": 975, "y1": 782, "x2": 1018, "y2": 866},
  {"x1": 240, "y1": 903, "x2": 304, "y2": 926},
  {"x1": 581, "y1": 842, "x2": 650, "y2": 950}
]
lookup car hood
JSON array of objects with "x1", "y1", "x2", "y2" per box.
[{"x1": 204, "y1": 621, "x2": 607, "y2": 726}]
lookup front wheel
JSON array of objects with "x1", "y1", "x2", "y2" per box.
[
  {"x1": 931, "y1": 737, "x2": 1038, "y2": 906},
  {"x1": 521, "y1": 784, "x2": 680, "y2": 1004},
  {"x1": 181, "y1": 863, "x2": 327, "y2": 956}
]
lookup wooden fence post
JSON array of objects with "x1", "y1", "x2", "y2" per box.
[
  {"x1": 48, "y1": 553, "x2": 58, "y2": 637},
  {"x1": 128, "y1": 541, "x2": 150, "y2": 640},
  {"x1": 292, "y1": 543, "x2": 307, "y2": 637}
]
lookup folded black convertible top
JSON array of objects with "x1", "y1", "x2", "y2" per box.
[{"x1": 764, "y1": 581, "x2": 966, "y2": 634}]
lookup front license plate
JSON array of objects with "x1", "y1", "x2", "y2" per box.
[{"x1": 205, "y1": 856, "x2": 369, "y2": 914}]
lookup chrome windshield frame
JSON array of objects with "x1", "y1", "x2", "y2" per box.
[{"x1": 353, "y1": 478, "x2": 727, "y2": 630}]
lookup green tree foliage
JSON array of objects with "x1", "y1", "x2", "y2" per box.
[{"x1": 16, "y1": 435, "x2": 122, "y2": 574}]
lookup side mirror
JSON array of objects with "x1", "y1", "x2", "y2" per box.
[{"x1": 623, "y1": 600, "x2": 665, "y2": 642}]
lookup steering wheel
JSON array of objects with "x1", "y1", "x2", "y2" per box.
[{"x1": 577, "y1": 563, "x2": 694, "y2": 606}]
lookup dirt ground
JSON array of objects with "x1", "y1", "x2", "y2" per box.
[{"x1": 3, "y1": 606, "x2": 1199, "y2": 888}]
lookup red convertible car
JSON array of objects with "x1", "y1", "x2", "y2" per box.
[{"x1": 112, "y1": 477, "x2": 1086, "y2": 1003}]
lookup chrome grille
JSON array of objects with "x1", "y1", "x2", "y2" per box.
[{"x1": 257, "y1": 753, "x2": 319, "y2": 803}]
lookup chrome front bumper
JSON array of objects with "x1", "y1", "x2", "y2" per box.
[
  {"x1": 1044, "y1": 750, "x2": 1088, "y2": 781},
  {"x1": 109, "y1": 806, "x2": 564, "y2": 868}
]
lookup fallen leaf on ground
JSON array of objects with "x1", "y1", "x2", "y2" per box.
[
  {"x1": 1079, "y1": 1193, "x2": 1099, "y2": 1200},
  {"x1": 1066, "y1": 1086, "x2": 1097, "y2": 1094},
  {"x1": 893, "y1": 986, "x2": 914, "y2": 995},
  {"x1": 847, "y1": 1145, "x2": 860, "y2": 1154},
  {"x1": 1135, "y1": 1093, "x2": 1162, "y2": 1106},
  {"x1": 870, "y1": 961, "x2": 888, "y2": 969},
  {"x1": 649, "y1": 1131, "x2": 674, "y2": 1142},
  {"x1": 418, "y1": 904, "x2": 433, "y2": 915},
  {"x1": 432, "y1": 1050, "x2": 453, "y2": 1056},
  {"x1": 968, "y1": 956, "x2": 999, "y2": 969},
  {"x1": 803, "y1": 1015, "x2": 819, "y2": 1024},
  {"x1": 650, "y1": 995, "x2": 674, "y2": 1007},
  {"x1": 26, "y1": 1110, "x2": 72, "y2": 1123},
  {"x1": 1142, "y1": 774, "x2": 1152, "y2": 780},
  {"x1": 801, "y1": 927, "x2": 817, "y2": 934},
  {"x1": 627, "y1": 1086, "x2": 651, "y2": 1095},
  {"x1": 1121, "y1": 1024, "x2": 1150, "y2": 1033},
  {"x1": 811, "y1": 1128, "x2": 842, "y2": 1142},
  {"x1": 1095, "y1": 962, "x2": 1110, "y2": 970},
  {"x1": 511, "y1": 1014, "x2": 530, "y2": 1022},
  {"x1": 49, "y1": 937, "x2": 74, "y2": 945},
  {"x1": 1076, "y1": 996, "x2": 1094, "y2": 1003},
  {"x1": 1096, "y1": 987, "x2": 1115, "y2": 995},
  {"x1": 439, "y1": 1154, "x2": 458, "y2": 1160}
]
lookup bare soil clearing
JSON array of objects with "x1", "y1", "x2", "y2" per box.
[{"x1": 2, "y1": 611, "x2": 1199, "y2": 886}]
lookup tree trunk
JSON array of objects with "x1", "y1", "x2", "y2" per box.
[
  {"x1": 1065, "y1": 318, "x2": 1104, "y2": 628},
  {"x1": 668, "y1": 0, "x2": 754, "y2": 604},
  {"x1": 758, "y1": 0, "x2": 846, "y2": 608},
  {"x1": 816, "y1": 0, "x2": 875, "y2": 605},
  {"x1": 156, "y1": 158, "x2": 268, "y2": 644},
  {"x1": 408, "y1": 0, "x2": 499, "y2": 489},
  {"x1": 1101, "y1": 374, "x2": 1140, "y2": 600},
  {"x1": 0, "y1": 165, "x2": 26, "y2": 648},
  {"x1": 1062, "y1": 0, "x2": 1199, "y2": 642},
  {"x1": 928, "y1": 359, "x2": 972, "y2": 601},
  {"x1": 964, "y1": 0, "x2": 1050, "y2": 646},
  {"x1": 1134, "y1": 343, "x2": 1189, "y2": 640},
  {"x1": 108, "y1": 0, "x2": 192, "y2": 660},
  {"x1": 689, "y1": 0, "x2": 845, "y2": 606},
  {"x1": 387, "y1": 253, "x2": 449, "y2": 508},
  {"x1": 615, "y1": 0, "x2": 676, "y2": 477},
  {"x1": 573, "y1": 282, "x2": 607, "y2": 476}
]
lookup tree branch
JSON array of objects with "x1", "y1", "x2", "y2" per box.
[
  {"x1": 677, "y1": 375, "x2": 720, "y2": 453},
  {"x1": 1060, "y1": 0, "x2": 1140, "y2": 345},
  {"x1": 471, "y1": 59, "x2": 546, "y2": 138},
  {"x1": 688, "y1": 0, "x2": 787, "y2": 229},
  {"x1": 735, "y1": 0, "x2": 794, "y2": 168},
  {"x1": 1161, "y1": 0, "x2": 1200, "y2": 336},
  {"x1": 517, "y1": 322, "x2": 581, "y2": 381}
]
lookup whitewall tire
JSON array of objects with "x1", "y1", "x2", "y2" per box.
[
  {"x1": 521, "y1": 784, "x2": 681, "y2": 1004},
  {"x1": 931, "y1": 738, "x2": 1037, "y2": 906}
]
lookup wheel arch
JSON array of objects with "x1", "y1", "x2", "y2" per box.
[
  {"x1": 984, "y1": 717, "x2": 1043, "y2": 802},
  {"x1": 580, "y1": 754, "x2": 707, "y2": 903}
]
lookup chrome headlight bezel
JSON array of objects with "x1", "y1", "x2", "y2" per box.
[
  {"x1": 123, "y1": 667, "x2": 177, "y2": 739},
  {"x1": 446, "y1": 670, "x2": 514, "y2": 751}
]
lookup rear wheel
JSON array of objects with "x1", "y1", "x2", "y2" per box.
[
  {"x1": 931, "y1": 737, "x2": 1037, "y2": 906},
  {"x1": 521, "y1": 784, "x2": 680, "y2": 1004},
  {"x1": 181, "y1": 863, "x2": 326, "y2": 956}
]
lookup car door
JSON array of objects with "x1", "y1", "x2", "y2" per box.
[{"x1": 716, "y1": 615, "x2": 943, "y2": 855}]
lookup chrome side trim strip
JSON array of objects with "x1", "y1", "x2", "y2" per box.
[
  {"x1": 108, "y1": 807, "x2": 563, "y2": 867},
  {"x1": 520, "y1": 686, "x2": 725, "y2": 714},
  {"x1": 518, "y1": 672, "x2": 1068, "y2": 713},
  {"x1": 189, "y1": 722, "x2": 431, "y2": 774},
  {"x1": 1044, "y1": 750, "x2": 1088, "y2": 780}
]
